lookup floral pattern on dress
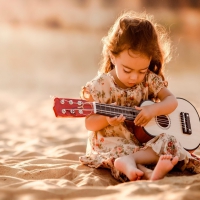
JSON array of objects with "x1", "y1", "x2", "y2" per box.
[{"x1": 79, "y1": 70, "x2": 200, "y2": 182}]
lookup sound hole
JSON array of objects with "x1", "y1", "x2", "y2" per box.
[{"x1": 155, "y1": 115, "x2": 170, "y2": 129}]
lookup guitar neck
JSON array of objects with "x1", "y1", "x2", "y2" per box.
[{"x1": 94, "y1": 102, "x2": 138, "y2": 121}]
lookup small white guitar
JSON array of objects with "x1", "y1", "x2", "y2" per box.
[{"x1": 53, "y1": 97, "x2": 200, "y2": 152}]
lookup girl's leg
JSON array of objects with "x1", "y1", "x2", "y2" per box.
[
  {"x1": 137, "y1": 164, "x2": 153, "y2": 180},
  {"x1": 137, "y1": 155, "x2": 179, "y2": 180},
  {"x1": 114, "y1": 147, "x2": 158, "y2": 181},
  {"x1": 114, "y1": 147, "x2": 178, "y2": 181}
]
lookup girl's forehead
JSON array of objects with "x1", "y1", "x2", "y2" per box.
[
  {"x1": 116, "y1": 50, "x2": 151, "y2": 70},
  {"x1": 119, "y1": 49, "x2": 150, "y2": 60}
]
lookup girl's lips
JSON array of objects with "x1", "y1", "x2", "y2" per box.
[{"x1": 128, "y1": 82, "x2": 136, "y2": 86}]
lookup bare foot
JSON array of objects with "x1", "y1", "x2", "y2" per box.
[
  {"x1": 137, "y1": 164, "x2": 153, "y2": 180},
  {"x1": 150, "y1": 155, "x2": 179, "y2": 180},
  {"x1": 114, "y1": 156, "x2": 144, "y2": 181}
]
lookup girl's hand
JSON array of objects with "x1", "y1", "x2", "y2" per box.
[
  {"x1": 134, "y1": 105, "x2": 155, "y2": 127},
  {"x1": 106, "y1": 114, "x2": 126, "y2": 126}
]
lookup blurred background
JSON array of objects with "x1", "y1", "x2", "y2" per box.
[{"x1": 0, "y1": 0, "x2": 200, "y2": 110}]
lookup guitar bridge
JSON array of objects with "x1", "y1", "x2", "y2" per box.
[{"x1": 180, "y1": 112, "x2": 192, "y2": 135}]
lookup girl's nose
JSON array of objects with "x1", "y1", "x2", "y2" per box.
[{"x1": 130, "y1": 73, "x2": 138, "y2": 81}]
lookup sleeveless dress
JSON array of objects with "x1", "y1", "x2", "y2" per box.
[{"x1": 79, "y1": 70, "x2": 200, "y2": 182}]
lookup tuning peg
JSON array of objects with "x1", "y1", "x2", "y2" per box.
[
  {"x1": 60, "y1": 99, "x2": 65, "y2": 104},
  {"x1": 69, "y1": 100, "x2": 73, "y2": 105},
  {"x1": 77, "y1": 101, "x2": 83, "y2": 105},
  {"x1": 62, "y1": 109, "x2": 66, "y2": 114}
]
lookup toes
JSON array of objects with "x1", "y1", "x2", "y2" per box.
[
  {"x1": 130, "y1": 170, "x2": 144, "y2": 181},
  {"x1": 171, "y1": 156, "x2": 179, "y2": 166},
  {"x1": 161, "y1": 154, "x2": 172, "y2": 160},
  {"x1": 137, "y1": 169, "x2": 144, "y2": 176},
  {"x1": 160, "y1": 155, "x2": 165, "y2": 160},
  {"x1": 160, "y1": 155, "x2": 179, "y2": 166},
  {"x1": 136, "y1": 172, "x2": 144, "y2": 181},
  {"x1": 167, "y1": 155, "x2": 172, "y2": 160}
]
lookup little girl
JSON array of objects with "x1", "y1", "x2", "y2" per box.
[{"x1": 79, "y1": 11, "x2": 200, "y2": 182}]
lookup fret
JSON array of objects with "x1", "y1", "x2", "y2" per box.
[{"x1": 95, "y1": 103, "x2": 137, "y2": 121}]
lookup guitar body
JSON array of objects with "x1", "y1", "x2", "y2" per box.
[
  {"x1": 53, "y1": 97, "x2": 200, "y2": 151},
  {"x1": 125, "y1": 121, "x2": 153, "y2": 144},
  {"x1": 128, "y1": 98, "x2": 200, "y2": 151}
]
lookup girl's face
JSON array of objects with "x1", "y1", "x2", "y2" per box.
[{"x1": 111, "y1": 50, "x2": 151, "y2": 88}]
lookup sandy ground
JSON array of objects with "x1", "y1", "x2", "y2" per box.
[
  {"x1": 0, "y1": 24, "x2": 200, "y2": 200},
  {"x1": 0, "y1": 91, "x2": 200, "y2": 200}
]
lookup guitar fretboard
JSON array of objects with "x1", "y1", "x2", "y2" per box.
[{"x1": 95, "y1": 103, "x2": 139, "y2": 121}]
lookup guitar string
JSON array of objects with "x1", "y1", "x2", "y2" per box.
[
  {"x1": 95, "y1": 104, "x2": 187, "y2": 123},
  {"x1": 95, "y1": 107, "x2": 179, "y2": 120},
  {"x1": 96, "y1": 104, "x2": 191, "y2": 116},
  {"x1": 65, "y1": 104, "x2": 184, "y2": 122},
  {"x1": 64, "y1": 102, "x2": 190, "y2": 126},
  {"x1": 64, "y1": 108, "x2": 188, "y2": 127},
  {"x1": 96, "y1": 109, "x2": 187, "y2": 125},
  {"x1": 73, "y1": 102, "x2": 189, "y2": 119},
  {"x1": 64, "y1": 100, "x2": 192, "y2": 121},
  {"x1": 95, "y1": 104, "x2": 190, "y2": 125},
  {"x1": 61, "y1": 107, "x2": 192, "y2": 133},
  {"x1": 65, "y1": 102, "x2": 186, "y2": 123},
  {"x1": 95, "y1": 104, "x2": 192, "y2": 121},
  {"x1": 96, "y1": 104, "x2": 140, "y2": 114},
  {"x1": 61, "y1": 101, "x2": 192, "y2": 131}
]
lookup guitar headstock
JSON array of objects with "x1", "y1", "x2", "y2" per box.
[{"x1": 53, "y1": 98, "x2": 94, "y2": 118}]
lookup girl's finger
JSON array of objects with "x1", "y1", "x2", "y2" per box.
[
  {"x1": 134, "y1": 116, "x2": 143, "y2": 125},
  {"x1": 135, "y1": 106, "x2": 142, "y2": 110},
  {"x1": 107, "y1": 116, "x2": 116, "y2": 122},
  {"x1": 118, "y1": 114, "x2": 124, "y2": 120},
  {"x1": 141, "y1": 120, "x2": 149, "y2": 127}
]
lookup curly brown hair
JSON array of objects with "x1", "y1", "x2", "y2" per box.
[{"x1": 99, "y1": 11, "x2": 172, "y2": 84}]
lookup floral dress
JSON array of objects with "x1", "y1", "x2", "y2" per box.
[{"x1": 79, "y1": 70, "x2": 200, "y2": 182}]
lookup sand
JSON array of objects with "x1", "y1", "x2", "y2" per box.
[
  {"x1": 0, "y1": 90, "x2": 199, "y2": 200},
  {"x1": 0, "y1": 11, "x2": 200, "y2": 199}
]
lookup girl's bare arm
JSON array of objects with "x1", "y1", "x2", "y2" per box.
[
  {"x1": 134, "y1": 87, "x2": 178, "y2": 127},
  {"x1": 85, "y1": 114, "x2": 109, "y2": 131},
  {"x1": 150, "y1": 87, "x2": 178, "y2": 116},
  {"x1": 85, "y1": 113, "x2": 125, "y2": 131}
]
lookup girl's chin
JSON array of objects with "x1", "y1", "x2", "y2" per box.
[{"x1": 127, "y1": 83, "x2": 136, "y2": 87}]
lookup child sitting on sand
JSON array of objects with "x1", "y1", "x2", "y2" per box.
[{"x1": 79, "y1": 11, "x2": 200, "y2": 182}]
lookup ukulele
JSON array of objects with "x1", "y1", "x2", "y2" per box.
[{"x1": 53, "y1": 97, "x2": 200, "y2": 152}]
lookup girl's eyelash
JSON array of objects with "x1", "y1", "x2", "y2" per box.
[
  {"x1": 123, "y1": 69, "x2": 147, "y2": 74},
  {"x1": 123, "y1": 69, "x2": 131, "y2": 73}
]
